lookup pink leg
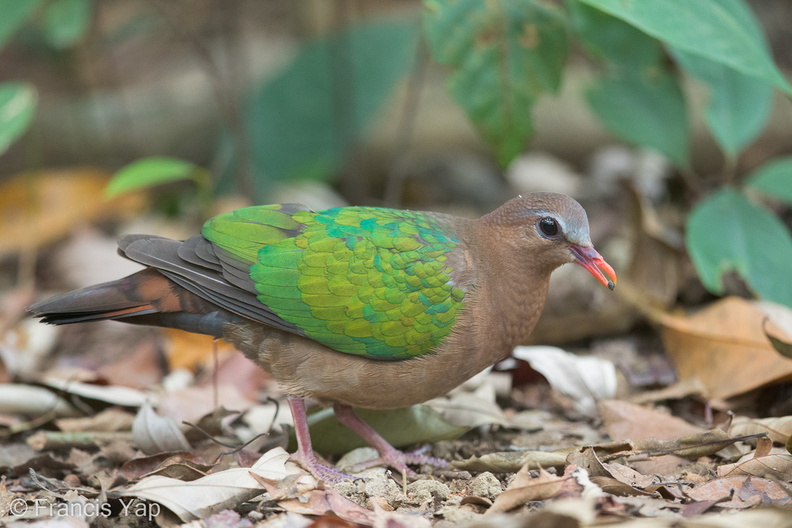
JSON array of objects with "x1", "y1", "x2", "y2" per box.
[
  {"x1": 287, "y1": 396, "x2": 355, "y2": 482},
  {"x1": 333, "y1": 404, "x2": 449, "y2": 473}
]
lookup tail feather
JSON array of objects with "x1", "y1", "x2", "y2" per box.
[
  {"x1": 28, "y1": 270, "x2": 164, "y2": 324},
  {"x1": 28, "y1": 269, "x2": 239, "y2": 338}
]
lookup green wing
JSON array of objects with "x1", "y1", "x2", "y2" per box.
[{"x1": 203, "y1": 205, "x2": 466, "y2": 360}]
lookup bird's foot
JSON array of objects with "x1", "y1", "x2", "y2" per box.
[
  {"x1": 351, "y1": 445, "x2": 449, "y2": 474},
  {"x1": 289, "y1": 452, "x2": 358, "y2": 483}
]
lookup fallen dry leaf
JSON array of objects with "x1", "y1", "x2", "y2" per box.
[
  {"x1": 758, "y1": 300, "x2": 792, "y2": 360},
  {"x1": 165, "y1": 328, "x2": 238, "y2": 372},
  {"x1": 512, "y1": 346, "x2": 617, "y2": 417},
  {"x1": 121, "y1": 447, "x2": 307, "y2": 522},
  {"x1": 55, "y1": 408, "x2": 135, "y2": 433},
  {"x1": 717, "y1": 448, "x2": 792, "y2": 480},
  {"x1": 598, "y1": 399, "x2": 703, "y2": 441},
  {"x1": 0, "y1": 168, "x2": 144, "y2": 257},
  {"x1": 431, "y1": 382, "x2": 508, "y2": 428},
  {"x1": 0, "y1": 384, "x2": 80, "y2": 418},
  {"x1": 117, "y1": 452, "x2": 210, "y2": 482},
  {"x1": 729, "y1": 415, "x2": 792, "y2": 446},
  {"x1": 278, "y1": 487, "x2": 377, "y2": 526},
  {"x1": 608, "y1": 183, "x2": 682, "y2": 321},
  {"x1": 39, "y1": 377, "x2": 149, "y2": 407},
  {"x1": 687, "y1": 476, "x2": 791, "y2": 509},
  {"x1": 488, "y1": 465, "x2": 567, "y2": 514},
  {"x1": 630, "y1": 429, "x2": 739, "y2": 459},
  {"x1": 132, "y1": 402, "x2": 190, "y2": 454},
  {"x1": 453, "y1": 440, "x2": 634, "y2": 474},
  {"x1": 568, "y1": 447, "x2": 663, "y2": 497},
  {"x1": 453, "y1": 448, "x2": 572, "y2": 473},
  {"x1": 659, "y1": 297, "x2": 792, "y2": 399}
]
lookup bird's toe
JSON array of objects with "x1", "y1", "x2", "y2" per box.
[{"x1": 290, "y1": 452, "x2": 359, "y2": 483}]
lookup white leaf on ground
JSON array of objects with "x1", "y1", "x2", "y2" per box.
[
  {"x1": 40, "y1": 377, "x2": 150, "y2": 407},
  {"x1": 121, "y1": 447, "x2": 308, "y2": 522},
  {"x1": 430, "y1": 382, "x2": 508, "y2": 428},
  {"x1": 132, "y1": 402, "x2": 190, "y2": 454},
  {"x1": 0, "y1": 384, "x2": 80, "y2": 417},
  {"x1": 512, "y1": 346, "x2": 617, "y2": 416}
]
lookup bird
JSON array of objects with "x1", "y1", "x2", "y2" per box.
[{"x1": 29, "y1": 192, "x2": 616, "y2": 481}]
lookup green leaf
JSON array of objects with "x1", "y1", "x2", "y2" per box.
[
  {"x1": 578, "y1": 0, "x2": 792, "y2": 95},
  {"x1": 290, "y1": 404, "x2": 468, "y2": 456},
  {"x1": 746, "y1": 156, "x2": 792, "y2": 207},
  {"x1": 568, "y1": 0, "x2": 661, "y2": 68},
  {"x1": 671, "y1": 48, "x2": 772, "y2": 160},
  {"x1": 686, "y1": 187, "x2": 792, "y2": 308},
  {"x1": 586, "y1": 68, "x2": 689, "y2": 166},
  {"x1": 106, "y1": 157, "x2": 207, "y2": 198},
  {"x1": 243, "y1": 19, "x2": 418, "y2": 196},
  {"x1": 0, "y1": 82, "x2": 37, "y2": 156},
  {"x1": 424, "y1": 0, "x2": 568, "y2": 165},
  {"x1": 0, "y1": 0, "x2": 43, "y2": 50},
  {"x1": 42, "y1": 0, "x2": 92, "y2": 49}
]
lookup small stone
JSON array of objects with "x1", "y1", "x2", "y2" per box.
[
  {"x1": 439, "y1": 504, "x2": 483, "y2": 525},
  {"x1": 363, "y1": 474, "x2": 403, "y2": 507},
  {"x1": 405, "y1": 479, "x2": 450, "y2": 506},
  {"x1": 333, "y1": 480, "x2": 362, "y2": 502},
  {"x1": 468, "y1": 472, "x2": 503, "y2": 501}
]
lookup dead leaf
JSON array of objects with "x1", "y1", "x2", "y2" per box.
[
  {"x1": 758, "y1": 301, "x2": 792, "y2": 360},
  {"x1": 278, "y1": 487, "x2": 377, "y2": 526},
  {"x1": 452, "y1": 449, "x2": 571, "y2": 473},
  {"x1": 156, "y1": 383, "x2": 256, "y2": 424},
  {"x1": 55, "y1": 408, "x2": 135, "y2": 433},
  {"x1": 602, "y1": 463, "x2": 663, "y2": 490},
  {"x1": 453, "y1": 441, "x2": 633, "y2": 474},
  {"x1": 431, "y1": 383, "x2": 508, "y2": 428},
  {"x1": 118, "y1": 452, "x2": 209, "y2": 482},
  {"x1": 566, "y1": 447, "x2": 608, "y2": 476},
  {"x1": 567, "y1": 448, "x2": 659, "y2": 497},
  {"x1": 40, "y1": 377, "x2": 149, "y2": 407},
  {"x1": 488, "y1": 466, "x2": 567, "y2": 514},
  {"x1": 599, "y1": 399, "x2": 704, "y2": 441},
  {"x1": 512, "y1": 346, "x2": 617, "y2": 417},
  {"x1": 140, "y1": 455, "x2": 212, "y2": 481},
  {"x1": 755, "y1": 436, "x2": 774, "y2": 458},
  {"x1": 621, "y1": 183, "x2": 683, "y2": 310},
  {"x1": 717, "y1": 448, "x2": 792, "y2": 480},
  {"x1": 0, "y1": 384, "x2": 80, "y2": 418},
  {"x1": 121, "y1": 447, "x2": 307, "y2": 522},
  {"x1": 0, "y1": 168, "x2": 144, "y2": 257},
  {"x1": 132, "y1": 402, "x2": 190, "y2": 454},
  {"x1": 687, "y1": 476, "x2": 792, "y2": 509},
  {"x1": 631, "y1": 378, "x2": 708, "y2": 405},
  {"x1": 571, "y1": 447, "x2": 664, "y2": 486},
  {"x1": 730, "y1": 415, "x2": 792, "y2": 446},
  {"x1": 659, "y1": 297, "x2": 792, "y2": 398},
  {"x1": 165, "y1": 328, "x2": 237, "y2": 372},
  {"x1": 182, "y1": 407, "x2": 239, "y2": 443}
]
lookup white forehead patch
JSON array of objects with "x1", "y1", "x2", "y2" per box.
[{"x1": 532, "y1": 209, "x2": 591, "y2": 246}]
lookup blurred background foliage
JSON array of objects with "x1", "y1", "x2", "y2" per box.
[{"x1": 1, "y1": 0, "x2": 792, "y2": 311}]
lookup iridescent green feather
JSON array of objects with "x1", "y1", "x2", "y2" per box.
[{"x1": 203, "y1": 205, "x2": 466, "y2": 360}]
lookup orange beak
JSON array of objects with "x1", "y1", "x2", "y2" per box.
[{"x1": 570, "y1": 245, "x2": 617, "y2": 290}]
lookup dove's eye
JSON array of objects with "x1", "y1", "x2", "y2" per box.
[{"x1": 537, "y1": 217, "x2": 560, "y2": 238}]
